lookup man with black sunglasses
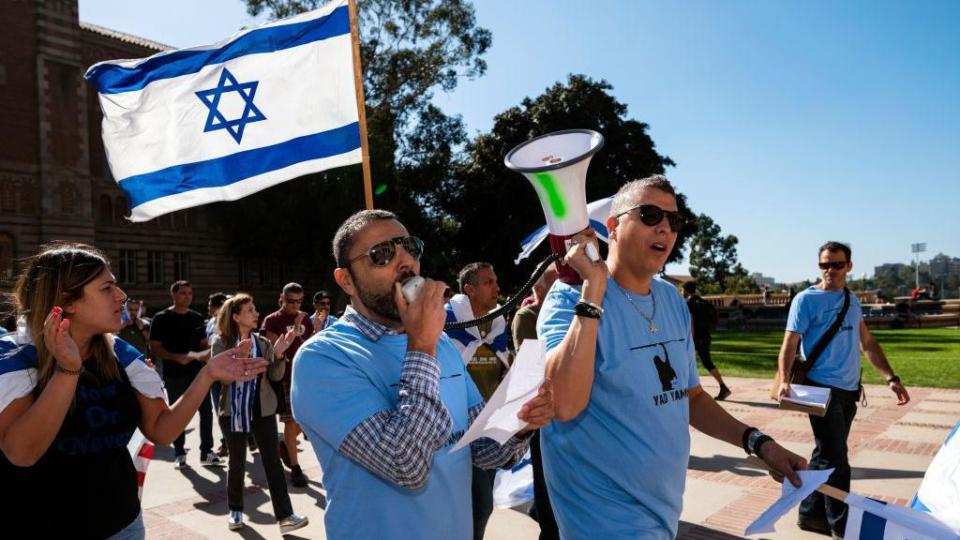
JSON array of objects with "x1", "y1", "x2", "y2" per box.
[
  {"x1": 262, "y1": 282, "x2": 314, "y2": 487},
  {"x1": 538, "y1": 175, "x2": 807, "y2": 540},
  {"x1": 290, "y1": 210, "x2": 553, "y2": 540},
  {"x1": 777, "y1": 242, "x2": 910, "y2": 539}
]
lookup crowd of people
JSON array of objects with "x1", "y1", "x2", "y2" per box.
[{"x1": 0, "y1": 174, "x2": 914, "y2": 540}]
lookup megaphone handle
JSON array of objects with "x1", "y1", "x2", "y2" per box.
[
  {"x1": 548, "y1": 234, "x2": 583, "y2": 285},
  {"x1": 585, "y1": 242, "x2": 600, "y2": 262}
]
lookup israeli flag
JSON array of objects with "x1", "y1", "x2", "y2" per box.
[
  {"x1": 85, "y1": 0, "x2": 361, "y2": 222},
  {"x1": 514, "y1": 196, "x2": 614, "y2": 265},
  {"x1": 845, "y1": 494, "x2": 959, "y2": 540},
  {"x1": 911, "y1": 422, "x2": 960, "y2": 533}
]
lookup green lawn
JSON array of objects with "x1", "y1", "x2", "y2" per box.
[{"x1": 708, "y1": 327, "x2": 960, "y2": 389}]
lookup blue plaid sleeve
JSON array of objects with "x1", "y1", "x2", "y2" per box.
[
  {"x1": 468, "y1": 402, "x2": 533, "y2": 470},
  {"x1": 338, "y1": 350, "x2": 453, "y2": 490}
]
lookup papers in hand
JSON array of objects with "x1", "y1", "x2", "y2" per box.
[
  {"x1": 745, "y1": 468, "x2": 834, "y2": 536},
  {"x1": 780, "y1": 383, "x2": 832, "y2": 417},
  {"x1": 450, "y1": 339, "x2": 546, "y2": 453}
]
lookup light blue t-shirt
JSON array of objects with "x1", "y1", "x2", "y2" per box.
[
  {"x1": 291, "y1": 320, "x2": 482, "y2": 540},
  {"x1": 786, "y1": 287, "x2": 862, "y2": 391},
  {"x1": 537, "y1": 276, "x2": 700, "y2": 540}
]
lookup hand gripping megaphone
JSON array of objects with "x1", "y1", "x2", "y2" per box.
[{"x1": 505, "y1": 129, "x2": 605, "y2": 284}]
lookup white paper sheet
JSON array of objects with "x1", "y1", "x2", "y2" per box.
[
  {"x1": 450, "y1": 339, "x2": 546, "y2": 452},
  {"x1": 782, "y1": 384, "x2": 831, "y2": 408},
  {"x1": 744, "y1": 468, "x2": 835, "y2": 536}
]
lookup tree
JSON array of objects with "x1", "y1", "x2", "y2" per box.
[
  {"x1": 688, "y1": 214, "x2": 750, "y2": 294},
  {"x1": 228, "y1": 0, "x2": 491, "y2": 289},
  {"x1": 436, "y1": 75, "x2": 690, "y2": 288}
]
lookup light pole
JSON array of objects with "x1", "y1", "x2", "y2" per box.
[{"x1": 911, "y1": 243, "x2": 926, "y2": 289}]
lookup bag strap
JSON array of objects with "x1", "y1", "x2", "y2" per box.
[{"x1": 802, "y1": 287, "x2": 851, "y2": 370}]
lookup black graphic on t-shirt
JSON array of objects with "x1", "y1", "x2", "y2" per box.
[
  {"x1": 653, "y1": 352, "x2": 678, "y2": 392},
  {"x1": 631, "y1": 338, "x2": 689, "y2": 407}
]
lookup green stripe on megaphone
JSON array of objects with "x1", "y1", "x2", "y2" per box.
[{"x1": 533, "y1": 172, "x2": 567, "y2": 218}]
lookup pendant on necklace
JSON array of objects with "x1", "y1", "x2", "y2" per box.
[{"x1": 648, "y1": 322, "x2": 658, "y2": 333}]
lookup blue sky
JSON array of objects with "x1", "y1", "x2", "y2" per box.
[{"x1": 80, "y1": 1, "x2": 960, "y2": 283}]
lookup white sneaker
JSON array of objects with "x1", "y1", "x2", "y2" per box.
[
  {"x1": 202, "y1": 452, "x2": 225, "y2": 468},
  {"x1": 228, "y1": 510, "x2": 244, "y2": 530},
  {"x1": 278, "y1": 514, "x2": 309, "y2": 535},
  {"x1": 174, "y1": 454, "x2": 188, "y2": 470}
]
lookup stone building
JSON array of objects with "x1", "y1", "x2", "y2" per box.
[{"x1": 0, "y1": 0, "x2": 318, "y2": 315}]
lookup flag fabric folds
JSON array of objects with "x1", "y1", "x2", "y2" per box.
[
  {"x1": 911, "y1": 421, "x2": 960, "y2": 533},
  {"x1": 126, "y1": 429, "x2": 155, "y2": 500},
  {"x1": 845, "y1": 494, "x2": 959, "y2": 540},
  {"x1": 85, "y1": 0, "x2": 361, "y2": 222},
  {"x1": 514, "y1": 196, "x2": 614, "y2": 265}
]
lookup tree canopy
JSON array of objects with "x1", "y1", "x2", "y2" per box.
[
  {"x1": 687, "y1": 214, "x2": 754, "y2": 294},
  {"x1": 437, "y1": 75, "x2": 687, "y2": 287}
]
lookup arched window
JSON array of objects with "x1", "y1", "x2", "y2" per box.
[
  {"x1": 98, "y1": 194, "x2": 113, "y2": 224},
  {"x1": 0, "y1": 232, "x2": 15, "y2": 281},
  {"x1": 114, "y1": 196, "x2": 128, "y2": 224}
]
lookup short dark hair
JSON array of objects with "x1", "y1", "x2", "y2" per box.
[
  {"x1": 282, "y1": 282, "x2": 304, "y2": 295},
  {"x1": 313, "y1": 290, "x2": 331, "y2": 303},
  {"x1": 333, "y1": 209, "x2": 399, "y2": 267},
  {"x1": 682, "y1": 281, "x2": 697, "y2": 294},
  {"x1": 170, "y1": 280, "x2": 191, "y2": 294},
  {"x1": 818, "y1": 241, "x2": 852, "y2": 261},
  {"x1": 611, "y1": 174, "x2": 677, "y2": 216},
  {"x1": 458, "y1": 262, "x2": 494, "y2": 293},
  {"x1": 208, "y1": 292, "x2": 228, "y2": 308}
]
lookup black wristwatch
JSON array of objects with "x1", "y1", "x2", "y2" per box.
[
  {"x1": 886, "y1": 375, "x2": 901, "y2": 385},
  {"x1": 574, "y1": 300, "x2": 603, "y2": 319},
  {"x1": 743, "y1": 427, "x2": 774, "y2": 457}
]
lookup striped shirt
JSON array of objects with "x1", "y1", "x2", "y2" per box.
[{"x1": 338, "y1": 306, "x2": 531, "y2": 487}]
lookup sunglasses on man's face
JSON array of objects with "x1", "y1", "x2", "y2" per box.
[
  {"x1": 819, "y1": 261, "x2": 848, "y2": 270},
  {"x1": 284, "y1": 297, "x2": 303, "y2": 305},
  {"x1": 348, "y1": 236, "x2": 424, "y2": 267},
  {"x1": 615, "y1": 204, "x2": 684, "y2": 232}
]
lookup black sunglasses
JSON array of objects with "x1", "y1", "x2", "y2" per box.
[
  {"x1": 818, "y1": 261, "x2": 848, "y2": 270},
  {"x1": 348, "y1": 236, "x2": 424, "y2": 267},
  {"x1": 615, "y1": 204, "x2": 684, "y2": 232}
]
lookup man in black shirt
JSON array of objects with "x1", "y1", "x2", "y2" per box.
[
  {"x1": 149, "y1": 280, "x2": 223, "y2": 468},
  {"x1": 682, "y1": 282, "x2": 731, "y2": 400}
]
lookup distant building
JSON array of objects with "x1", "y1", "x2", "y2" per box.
[
  {"x1": 929, "y1": 253, "x2": 960, "y2": 280},
  {"x1": 750, "y1": 273, "x2": 776, "y2": 287},
  {"x1": 874, "y1": 263, "x2": 909, "y2": 280},
  {"x1": 0, "y1": 1, "x2": 314, "y2": 309},
  {"x1": 663, "y1": 274, "x2": 695, "y2": 288}
]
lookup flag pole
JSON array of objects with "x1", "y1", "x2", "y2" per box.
[{"x1": 348, "y1": 0, "x2": 374, "y2": 210}]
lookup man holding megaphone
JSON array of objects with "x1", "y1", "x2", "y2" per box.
[
  {"x1": 290, "y1": 209, "x2": 554, "y2": 540},
  {"x1": 537, "y1": 175, "x2": 808, "y2": 540}
]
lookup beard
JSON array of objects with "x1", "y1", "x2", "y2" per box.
[{"x1": 353, "y1": 268, "x2": 417, "y2": 322}]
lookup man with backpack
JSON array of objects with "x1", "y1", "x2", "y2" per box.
[{"x1": 776, "y1": 241, "x2": 910, "y2": 539}]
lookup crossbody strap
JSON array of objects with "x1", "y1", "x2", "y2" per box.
[{"x1": 802, "y1": 287, "x2": 851, "y2": 370}]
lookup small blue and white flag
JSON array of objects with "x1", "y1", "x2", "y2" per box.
[
  {"x1": 911, "y1": 421, "x2": 960, "y2": 533},
  {"x1": 514, "y1": 195, "x2": 613, "y2": 265},
  {"x1": 845, "y1": 493, "x2": 959, "y2": 540},
  {"x1": 85, "y1": 0, "x2": 361, "y2": 222}
]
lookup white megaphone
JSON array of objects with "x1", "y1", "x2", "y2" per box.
[{"x1": 505, "y1": 129, "x2": 605, "y2": 284}]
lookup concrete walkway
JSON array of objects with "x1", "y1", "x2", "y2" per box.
[{"x1": 141, "y1": 377, "x2": 959, "y2": 539}]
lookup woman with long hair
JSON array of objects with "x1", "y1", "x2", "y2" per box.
[
  {"x1": 0, "y1": 243, "x2": 267, "y2": 539},
  {"x1": 212, "y1": 293, "x2": 309, "y2": 533}
]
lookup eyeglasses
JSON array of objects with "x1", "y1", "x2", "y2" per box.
[
  {"x1": 284, "y1": 298, "x2": 303, "y2": 305},
  {"x1": 348, "y1": 236, "x2": 424, "y2": 267},
  {"x1": 615, "y1": 204, "x2": 684, "y2": 232},
  {"x1": 818, "y1": 261, "x2": 848, "y2": 270}
]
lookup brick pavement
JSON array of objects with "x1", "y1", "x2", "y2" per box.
[{"x1": 140, "y1": 377, "x2": 959, "y2": 539}]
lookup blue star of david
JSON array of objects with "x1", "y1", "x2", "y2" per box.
[{"x1": 195, "y1": 68, "x2": 266, "y2": 144}]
